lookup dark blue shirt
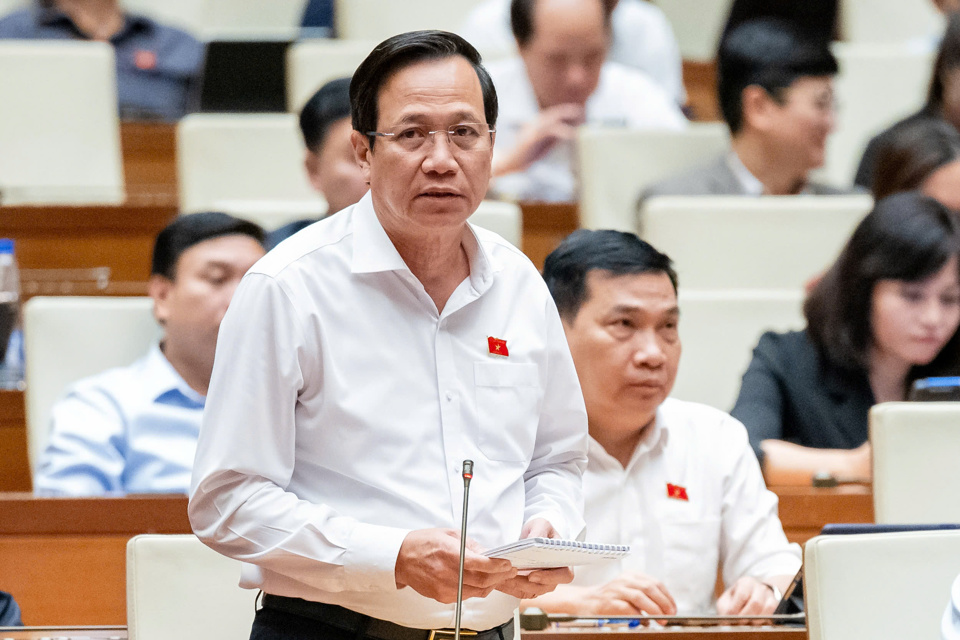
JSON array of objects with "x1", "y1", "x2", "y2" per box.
[{"x1": 0, "y1": 5, "x2": 204, "y2": 121}]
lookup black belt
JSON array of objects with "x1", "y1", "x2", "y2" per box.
[{"x1": 260, "y1": 594, "x2": 514, "y2": 640}]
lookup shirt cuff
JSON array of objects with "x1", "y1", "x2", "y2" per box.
[{"x1": 341, "y1": 522, "x2": 410, "y2": 591}]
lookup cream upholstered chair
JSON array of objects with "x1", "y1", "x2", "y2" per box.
[
  {"x1": 286, "y1": 39, "x2": 375, "y2": 111},
  {"x1": 841, "y1": 0, "x2": 944, "y2": 44},
  {"x1": 472, "y1": 200, "x2": 523, "y2": 248},
  {"x1": 638, "y1": 195, "x2": 873, "y2": 290},
  {"x1": 578, "y1": 123, "x2": 730, "y2": 232},
  {"x1": 0, "y1": 41, "x2": 124, "y2": 205},
  {"x1": 120, "y1": 0, "x2": 306, "y2": 38},
  {"x1": 671, "y1": 289, "x2": 806, "y2": 411},
  {"x1": 335, "y1": 0, "x2": 485, "y2": 41},
  {"x1": 871, "y1": 402, "x2": 960, "y2": 524},
  {"x1": 23, "y1": 297, "x2": 158, "y2": 476},
  {"x1": 177, "y1": 113, "x2": 327, "y2": 230},
  {"x1": 805, "y1": 530, "x2": 960, "y2": 640},
  {"x1": 818, "y1": 43, "x2": 934, "y2": 187},
  {"x1": 649, "y1": 0, "x2": 733, "y2": 61},
  {"x1": 127, "y1": 534, "x2": 256, "y2": 640}
]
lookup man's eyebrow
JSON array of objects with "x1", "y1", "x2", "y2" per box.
[
  {"x1": 394, "y1": 110, "x2": 483, "y2": 125},
  {"x1": 608, "y1": 304, "x2": 680, "y2": 317}
]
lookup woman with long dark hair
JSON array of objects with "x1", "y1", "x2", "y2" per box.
[{"x1": 731, "y1": 192, "x2": 960, "y2": 484}]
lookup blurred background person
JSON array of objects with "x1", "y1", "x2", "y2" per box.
[
  {"x1": 0, "y1": 0, "x2": 204, "y2": 121},
  {"x1": 487, "y1": 0, "x2": 685, "y2": 203},
  {"x1": 872, "y1": 116, "x2": 960, "y2": 210},
  {"x1": 35, "y1": 213, "x2": 265, "y2": 496},
  {"x1": 856, "y1": 10, "x2": 960, "y2": 189},
  {"x1": 267, "y1": 77, "x2": 369, "y2": 249},
  {"x1": 731, "y1": 192, "x2": 960, "y2": 486}
]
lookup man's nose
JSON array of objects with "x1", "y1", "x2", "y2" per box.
[
  {"x1": 631, "y1": 330, "x2": 666, "y2": 367},
  {"x1": 421, "y1": 132, "x2": 458, "y2": 173}
]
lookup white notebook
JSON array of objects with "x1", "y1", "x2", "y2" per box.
[{"x1": 484, "y1": 538, "x2": 630, "y2": 569}]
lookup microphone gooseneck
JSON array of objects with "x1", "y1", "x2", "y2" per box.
[{"x1": 455, "y1": 459, "x2": 474, "y2": 640}]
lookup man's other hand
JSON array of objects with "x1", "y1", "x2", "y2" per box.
[{"x1": 716, "y1": 576, "x2": 780, "y2": 618}]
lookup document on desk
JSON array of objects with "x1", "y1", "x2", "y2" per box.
[{"x1": 484, "y1": 538, "x2": 630, "y2": 569}]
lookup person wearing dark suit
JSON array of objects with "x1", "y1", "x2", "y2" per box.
[
  {"x1": 855, "y1": 11, "x2": 960, "y2": 191},
  {"x1": 641, "y1": 18, "x2": 843, "y2": 206},
  {"x1": 731, "y1": 192, "x2": 960, "y2": 485}
]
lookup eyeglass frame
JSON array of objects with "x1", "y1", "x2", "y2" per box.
[{"x1": 364, "y1": 122, "x2": 497, "y2": 152}]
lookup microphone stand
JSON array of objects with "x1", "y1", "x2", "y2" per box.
[{"x1": 455, "y1": 460, "x2": 473, "y2": 640}]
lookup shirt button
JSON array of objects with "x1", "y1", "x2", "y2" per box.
[{"x1": 445, "y1": 391, "x2": 454, "y2": 401}]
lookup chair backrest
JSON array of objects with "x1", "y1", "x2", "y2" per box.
[
  {"x1": 818, "y1": 43, "x2": 934, "y2": 187},
  {"x1": 121, "y1": 0, "x2": 306, "y2": 38},
  {"x1": 286, "y1": 39, "x2": 375, "y2": 111},
  {"x1": 671, "y1": 289, "x2": 806, "y2": 410},
  {"x1": 805, "y1": 530, "x2": 960, "y2": 640},
  {"x1": 177, "y1": 113, "x2": 326, "y2": 226},
  {"x1": 639, "y1": 195, "x2": 872, "y2": 290},
  {"x1": 578, "y1": 123, "x2": 730, "y2": 232},
  {"x1": 127, "y1": 534, "x2": 256, "y2": 640},
  {"x1": 334, "y1": 0, "x2": 486, "y2": 41},
  {"x1": 841, "y1": 0, "x2": 944, "y2": 44},
  {"x1": 472, "y1": 200, "x2": 523, "y2": 247},
  {"x1": 0, "y1": 41, "x2": 124, "y2": 205},
  {"x1": 871, "y1": 402, "x2": 960, "y2": 524},
  {"x1": 23, "y1": 297, "x2": 158, "y2": 475},
  {"x1": 649, "y1": 0, "x2": 733, "y2": 61}
]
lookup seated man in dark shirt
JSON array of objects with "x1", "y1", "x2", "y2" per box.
[
  {"x1": 0, "y1": 0, "x2": 204, "y2": 121},
  {"x1": 267, "y1": 76, "x2": 369, "y2": 249}
]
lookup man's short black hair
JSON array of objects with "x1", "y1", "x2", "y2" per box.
[
  {"x1": 542, "y1": 229, "x2": 678, "y2": 322},
  {"x1": 510, "y1": 0, "x2": 614, "y2": 48},
  {"x1": 349, "y1": 30, "x2": 498, "y2": 147},
  {"x1": 300, "y1": 76, "x2": 352, "y2": 154},
  {"x1": 151, "y1": 212, "x2": 265, "y2": 280},
  {"x1": 717, "y1": 17, "x2": 838, "y2": 134}
]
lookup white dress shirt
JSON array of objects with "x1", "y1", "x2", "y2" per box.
[
  {"x1": 35, "y1": 344, "x2": 205, "y2": 497},
  {"x1": 458, "y1": 0, "x2": 685, "y2": 104},
  {"x1": 487, "y1": 58, "x2": 687, "y2": 202},
  {"x1": 574, "y1": 398, "x2": 801, "y2": 614},
  {"x1": 189, "y1": 192, "x2": 588, "y2": 630}
]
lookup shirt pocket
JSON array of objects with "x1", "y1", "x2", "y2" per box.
[
  {"x1": 660, "y1": 517, "x2": 722, "y2": 613},
  {"x1": 474, "y1": 362, "x2": 541, "y2": 463}
]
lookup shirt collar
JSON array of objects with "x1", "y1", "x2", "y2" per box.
[
  {"x1": 146, "y1": 344, "x2": 206, "y2": 408},
  {"x1": 726, "y1": 150, "x2": 765, "y2": 196},
  {"x1": 588, "y1": 408, "x2": 671, "y2": 470},
  {"x1": 35, "y1": 3, "x2": 152, "y2": 39},
  {"x1": 349, "y1": 191, "x2": 497, "y2": 295}
]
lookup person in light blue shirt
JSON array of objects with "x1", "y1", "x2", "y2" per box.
[{"x1": 34, "y1": 212, "x2": 266, "y2": 496}]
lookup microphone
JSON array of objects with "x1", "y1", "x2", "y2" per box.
[{"x1": 454, "y1": 459, "x2": 474, "y2": 640}]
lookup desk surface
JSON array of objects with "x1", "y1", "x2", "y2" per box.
[
  {"x1": 528, "y1": 627, "x2": 803, "y2": 639},
  {"x1": 0, "y1": 628, "x2": 126, "y2": 640}
]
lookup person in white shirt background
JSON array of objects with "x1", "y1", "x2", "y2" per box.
[
  {"x1": 189, "y1": 30, "x2": 589, "y2": 640},
  {"x1": 484, "y1": 0, "x2": 686, "y2": 202},
  {"x1": 533, "y1": 229, "x2": 800, "y2": 616},
  {"x1": 459, "y1": 0, "x2": 685, "y2": 105}
]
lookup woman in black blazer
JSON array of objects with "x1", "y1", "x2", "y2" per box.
[{"x1": 731, "y1": 192, "x2": 960, "y2": 485}]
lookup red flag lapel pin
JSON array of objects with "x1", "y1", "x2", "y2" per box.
[
  {"x1": 666, "y1": 483, "x2": 689, "y2": 501},
  {"x1": 487, "y1": 336, "x2": 509, "y2": 357},
  {"x1": 134, "y1": 49, "x2": 157, "y2": 70}
]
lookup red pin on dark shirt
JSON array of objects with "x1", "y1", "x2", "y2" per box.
[{"x1": 134, "y1": 49, "x2": 157, "y2": 70}]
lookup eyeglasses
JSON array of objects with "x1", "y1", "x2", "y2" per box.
[{"x1": 366, "y1": 123, "x2": 495, "y2": 152}]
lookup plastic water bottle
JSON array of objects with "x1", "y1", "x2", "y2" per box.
[{"x1": 0, "y1": 239, "x2": 23, "y2": 389}]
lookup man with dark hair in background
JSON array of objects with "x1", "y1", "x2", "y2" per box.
[
  {"x1": 533, "y1": 229, "x2": 800, "y2": 616},
  {"x1": 0, "y1": 0, "x2": 204, "y2": 121},
  {"x1": 486, "y1": 0, "x2": 685, "y2": 202},
  {"x1": 190, "y1": 29, "x2": 588, "y2": 640},
  {"x1": 642, "y1": 17, "x2": 844, "y2": 203},
  {"x1": 35, "y1": 212, "x2": 265, "y2": 496},
  {"x1": 268, "y1": 76, "x2": 369, "y2": 249}
]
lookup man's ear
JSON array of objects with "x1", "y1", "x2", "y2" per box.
[
  {"x1": 304, "y1": 149, "x2": 324, "y2": 194},
  {"x1": 148, "y1": 274, "x2": 173, "y2": 326},
  {"x1": 740, "y1": 84, "x2": 778, "y2": 133},
  {"x1": 351, "y1": 129, "x2": 373, "y2": 185}
]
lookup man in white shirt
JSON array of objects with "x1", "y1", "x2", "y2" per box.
[
  {"x1": 459, "y1": 0, "x2": 685, "y2": 105},
  {"x1": 189, "y1": 30, "x2": 589, "y2": 640},
  {"x1": 486, "y1": 0, "x2": 686, "y2": 202},
  {"x1": 35, "y1": 212, "x2": 266, "y2": 496},
  {"x1": 534, "y1": 229, "x2": 800, "y2": 615}
]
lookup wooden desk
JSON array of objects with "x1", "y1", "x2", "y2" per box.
[
  {"x1": 771, "y1": 485, "x2": 874, "y2": 545},
  {"x1": 0, "y1": 495, "x2": 190, "y2": 626},
  {"x1": 0, "y1": 391, "x2": 28, "y2": 492},
  {"x1": 529, "y1": 627, "x2": 804, "y2": 639},
  {"x1": 0, "y1": 627, "x2": 125, "y2": 640},
  {"x1": 120, "y1": 122, "x2": 177, "y2": 208},
  {"x1": 520, "y1": 202, "x2": 579, "y2": 270}
]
